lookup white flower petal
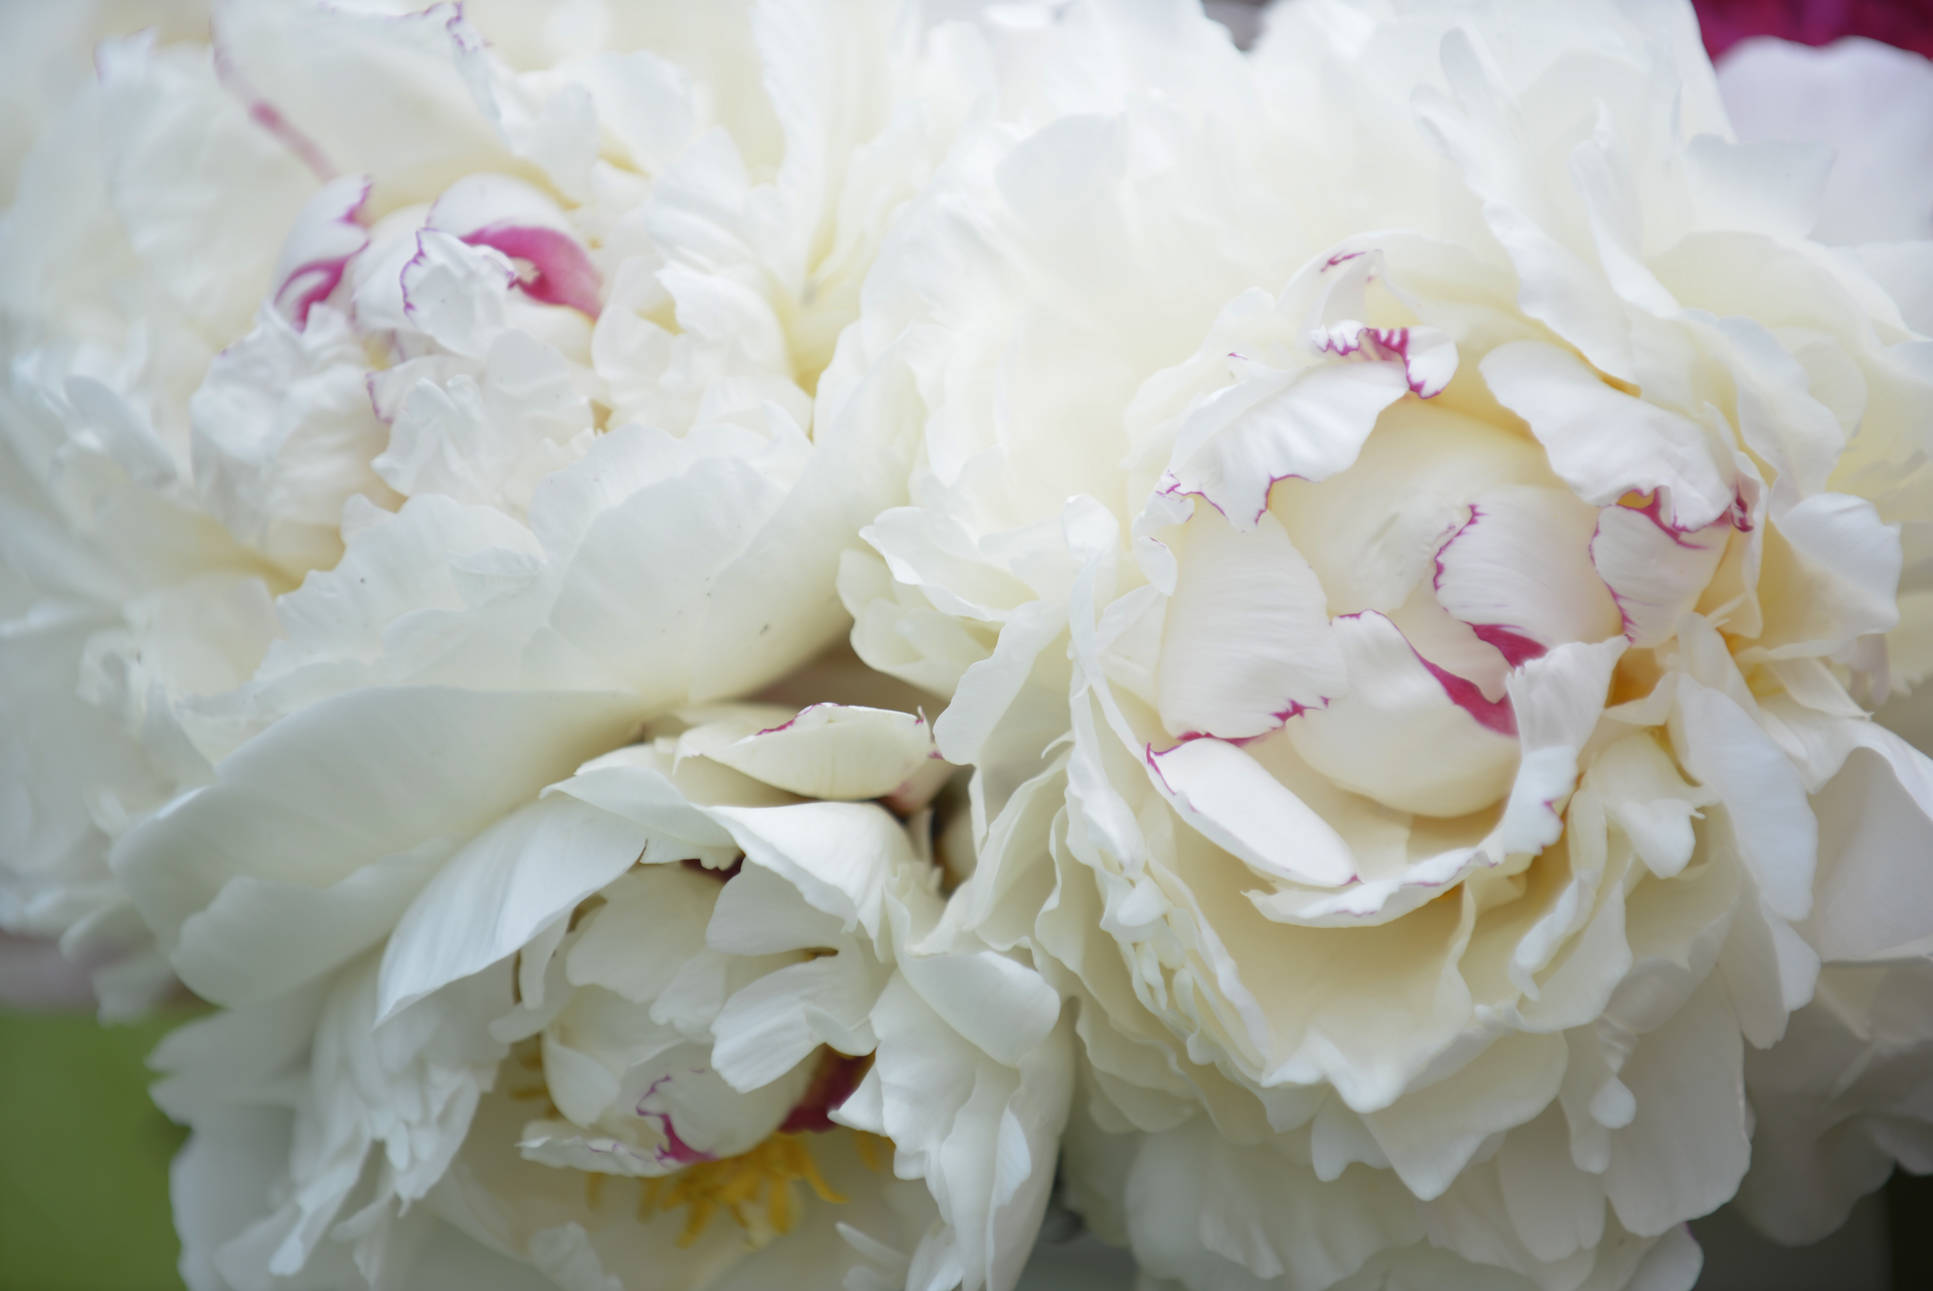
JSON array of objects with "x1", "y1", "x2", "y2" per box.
[
  {"x1": 1285, "y1": 611, "x2": 1520, "y2": 818},
  {"x1": 710, "y1": 955, "x2": 882, "y2": 1091},
  {"x1": 1589, "y1": 501, "x2": 1731, "y2": 648},
  {"x1": 95, "y1": 33, "x2": 315, "y2": 336},
  {"x1": 1163, "y1": 360, "x2": 1408, "y2": 528},
  {"x1": 1110, "y1": 1120, "x2": 1422, "y2": 1288},
  {"x1": 1673, "y1": 680, "x2": 1818, "y2": 923},
  {"x1": 705, "y1": 802, "x2": 912, "y2": 934},
  {"x1": 210, "y1": 0, "x2": 508, "y2": 200},
  {"x1": 190, "y1": 303, "x2": 393, "y2": 575},
  {"x1": 1804, "y1": 732, "x2": 1933, "y2": 962},
  {"x1": 1719, "y1": 35, "x2": 1933, "y2": 245},
  {"x1": 1604, "y1": 981, "x2": 1750, "y2": 1237},
  {"x1": 691, "y1": 704, "x2": 938, "y2": 802},
  {"x1": 1434, "y1": 485, "x2": 1622, "y2": 658},
  {"x1": 1359, "y1": 1033, "x2": 1568, "y2": 1202},
  {"x1": 1758, "y1": 492, "x2": 1903, "y2": 655},
  {"x1": 1154, "y1": 508, "x2": 1343, "y2": 740},
  {"x1": 173, "y1": 841, "x2": 444, "y2": 1008},
  {"x1": 377, "y1": 798, "x2": 649, "y2": 1022},
  {"x1": 1482, "y1": 342, "x2": 1735, "y2": 531},
  {"x1": 113, "y1": 686, "x2": 640, "y2": 960},
  {"x1": 845, "y1": 971, "x2": 1073, "y2": 1291},
  {"x1": 1144, "y1": 736, "x2": 1358, "y2": 888}
]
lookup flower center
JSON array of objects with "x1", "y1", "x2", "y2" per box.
[
  {"x1": 637, "y1": 1127, "x2": 887, "y2": 1247},
  {"x1": 636, "y1": 1050, "x2": 882, "y2": 1247},
  {"x1": 513, "y1": 1037, "x2": 887, "y2": 1248}
]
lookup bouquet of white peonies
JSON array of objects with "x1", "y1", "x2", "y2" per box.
[{"x1": 3, "y1": 1, "x2": 1931, "y2": 1289}]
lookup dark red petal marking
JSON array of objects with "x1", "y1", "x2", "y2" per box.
[
  {"x1": 637, "y1": 1072, "x2": 719, "y2": 1167},
  {"x1": 1418, "y1": 654, "x2": 1517, "y2": 737},
  {"x1": 460, "y1": 223, "x2": 602, "y2": 318},
  {"x1": 779, "y1": 1052, "x2": 872, "y2": 1135}
]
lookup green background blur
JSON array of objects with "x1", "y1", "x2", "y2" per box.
[{"x1": 0, "y1": 1010, "x2": 188, "y2": 1291}]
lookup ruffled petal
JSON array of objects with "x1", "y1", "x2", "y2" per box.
[
  {"x1": 377, "y1": 798, "x2": 649, "y2": 1021},
  {"x1": 682, "y1": 703, "x2": 939, "y2": 803},
  {"x1": 1589, "y1": 501, "x2": 1730, "y2": 648},
  {"x1": 1434, "y1": 485, "x2": 1622, "y2": 658},
  {"x1": 1154, "y1": 508, "x2": 1342, "y2": 740},
  {"x1": 1285, "y1": 611, "x2": 1520, "y2": 818},
  {"x1": 1482, "y1": 342, "x2": 1735, "y2": 531}
]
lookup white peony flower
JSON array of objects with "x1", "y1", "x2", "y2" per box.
[
  {"x1": 1715, "y1": 33, "x2": 1933, "y2": 250},
  {"x1": 1713, "y1": 25, "x2": 1933, "y2": 1249},
  {"x1": 0, "y1": 0, "x2": 990, "y2": 1007},
  {"x1": 1, "y1": 2, "x2": 300, "y2": 1012},
  {"x1": 139, "y1": 701, "x2": 1073, "y2": 1291},
  {"x1": 834, "y1": 0, "x2": 1933, "y2": 1285}
]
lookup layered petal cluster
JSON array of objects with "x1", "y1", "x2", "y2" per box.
[
  {"x1": 139, "y1": 701, "x2": 1071, "y2": 1291},
  {"x1": 2, "y1": 6, "x2": 1083, "y2": 1290},
  {"x1": 0, "y1": 0, "x2": 978, "y2": 1007},
  {"x1": 835, "y1": 0, "x2": 1933, "y2": 1285},
  {"x1": 8, "y1": 1, "x2": 1933, "y2": 1288}
]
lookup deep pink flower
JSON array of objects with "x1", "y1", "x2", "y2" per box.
[{"x1": 1696, "y1": 0, "x2": 1933, "y2": 60}]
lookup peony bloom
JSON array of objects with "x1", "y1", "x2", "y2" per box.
[
  {"x1": 137, "y1": 701, "x2": 1072, "y2": 1291},
  {"x1": 835, "y1": 0, "x2": 1933, "y2": 1285},
  {"x1": 1714, "y1": 33, "x2": 1933, "y2": 250},
  {"x1": 0, "y1": 0, "x2": 984, "y2": 1008},
  {"x1": 0, "y1": 1, "x2": 211, "y2": 205},
  {"x1": 1706, "y1": 11, "x2": 1933, "y2": 1251}
]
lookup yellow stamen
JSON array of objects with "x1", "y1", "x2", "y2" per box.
[
  {"x1": 852, "y1": 1131, "x2": 888, "y2": 1172},
  {"x1": 791, "y1": 1137, "x2": 844, "y2": 1204},
  {"x1": 638, "y1": 1131, "x2": 863, "y2": 1249},
  {"x1": 678, "y1": 1197, "x2": 717, "y2": 1247}
]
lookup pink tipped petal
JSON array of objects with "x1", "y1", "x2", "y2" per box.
[
  {"x1": 636, "y1": 1072, "x2": 720, "y2": 1167},
  {"x1": 1481, "y1": 341, "x2": 1736, "y2": 530},
  {"x1": 1471, "y1": 625, "x2": 1547, "y2": 667},
  {"x1": 1285, "y1": 612, "x2": 1520, "y2": 817},
  {"x1": 1388, "y1": 593, "x2": 1513, "y2": 701},
  {"x1": 1311, "y1": 321, "x2": 1458, "y2": 398},
  {"x1": 1590, "y1": 501, "x2": 1732, "y2": 647},
  {"x1": 1273, "y1": 401, "x2": 1555, "y2": 617},
  {"x1": 1156, "y1": 510, "x2": 1344, "y2": 740},
  {"x1": 270, "y1": 175, "x2": 372, "y2": 327},
  {"x1": 462, "y1": 223, "x2": 603, "y2": 318},
  {"x1": 1417, "y1": 656, "x2": 1516, "y2": 737},
  {"x1": 1145, "y1": 737, "x2": 1358, "y2": 887},
  {"x1": 422, "y1": 176, "x2": 603, "y2": 318},
  {"x1": 1165, "y1": 359, "x2": 1409, "y2": 527},
  {"x1": 617, "y1": 1049, "x2": 816, "y2": 1170},
  {"x1": 1433, "y1": 486, "x2": 1623, "y2": 657}
]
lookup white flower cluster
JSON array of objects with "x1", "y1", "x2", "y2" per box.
[{"x1": 3, "y1": 2, "x2": 1931, "y2": 1289}]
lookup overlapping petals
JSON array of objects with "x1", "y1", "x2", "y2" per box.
[
  {"x1": 6, "y1": 1, "x2": 1933, "y2": 1288},
  {"x1": 0, "y1": 0, "x2": 983, "y2": 1003},
  {"x1": 145, "y1": 702, "x2": 1072, "y2": 1291},
  {"x1": 836, "y1": 0, "x2": 1933, "y2": 1285}
]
